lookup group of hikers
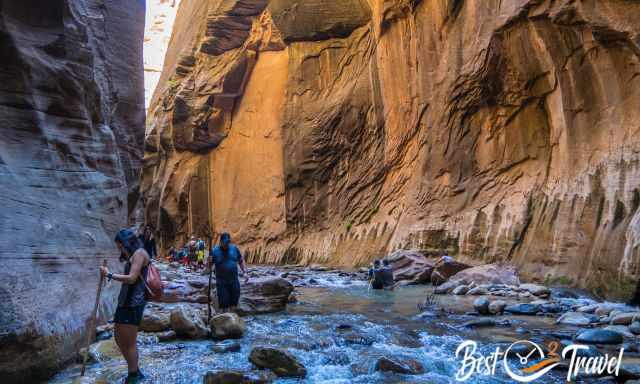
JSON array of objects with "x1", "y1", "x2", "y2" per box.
[
  {"x1": 167, "y1": 235, "x2": 208, "y2": 269},
  {"x1": 99, "y1": 227, "x2": 247, "y2": 383}
]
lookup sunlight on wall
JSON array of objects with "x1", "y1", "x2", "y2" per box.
[{"x1": 144, "y1": 0, "x2": 181, "y2": 109}]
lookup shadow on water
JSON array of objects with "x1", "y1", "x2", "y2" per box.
[{"x1": 50, "y1": 285, "x2": 606, "y2": 383}]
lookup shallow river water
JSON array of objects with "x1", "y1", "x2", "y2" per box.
[{"x1": 50, "y1": 274, "x2": 635, "y2": 384}]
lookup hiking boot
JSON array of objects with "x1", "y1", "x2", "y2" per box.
[{"x1": 123, "y1": 370, "x2": 144, "y2": 384}]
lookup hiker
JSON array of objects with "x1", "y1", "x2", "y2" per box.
[
  {"x1": 138, "y1": 225, "x2": 157, "y2": 259},
  {"x1": 181, "y1": 246, "x2": 189, "y2": 267},
  {"x1": 210, "y1": 232, "x2": 248, "y2": 312},
  {"x1": 368, "y1": 260, "x2": 385, "y2": 290},
  {"x1": 196, "y1": 237, "x2": 206, "y2": 269},
  {"x1": 188, "y1": 235, "x2": 197, "y2": 266},
  {"x1": 168, "y1": 246, "x2": 177, "y2": 262},
  {"x1": 381, "y1": 259, "x2": 395, "y2": 289},
  {"x1": 99, "y1": 229, "x2": 150, "y2": 384}
]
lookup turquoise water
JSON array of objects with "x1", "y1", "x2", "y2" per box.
[{"x1": 50, "y1": 284, "x2": 615, "y2": 383}]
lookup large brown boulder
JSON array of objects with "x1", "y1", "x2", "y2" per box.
[
  {"x1": 210, "y1": 313, "x2": 246, "y2": 340},
  {"x1": 385, "y1": 250, "x2": 434, "y2": 285},
  {"x1": 435, "y1": 264, "x2": 520, "y2": 294},
  {"x1": 249, "y1": 347, "x2": 307, "y2": 378},
  {"x1": 237, "y1": 278, "x2": 294, "y2": 315},
  {"x1": 169, "y1": 305, "x2": 208, "y2": 339},
  {"x1": 431, "y1": 259, "x2": 471, "y2": 286}
]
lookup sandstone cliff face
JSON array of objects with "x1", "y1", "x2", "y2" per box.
[
  {"x1": 0, "y1": 0, "x2": 144, "y2": 382},
  {"x1": 143, "y1": 0, "x2": 640, "y2": 298}
]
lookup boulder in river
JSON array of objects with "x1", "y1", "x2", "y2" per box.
[
  {"x1": 170, "y1": 305, "x2": 208, "y2": 339},
  {"x1": 203, "y1": 370, "x2": 274, "y2": 384},
  {"x1": 629, "y1": 321, "x2": 640, "y2": 335},
  {"x1": 519, "y1": 283, "x2": 550, "y2": 297},
  {"x1": 249, "y1": 347, "x2": 307, "y2": 377},
  {"x1": 557, "y1": 312, "x2": 599, "y2": 326},
  {"x1": 237, "y1": 278, "x2": 294, "y2": 315},
  {"x1": 210, "y1": 313, "x2": 246, "y2": 340},
  {"x1": 431, "y1": 260, "x2": 471, "y2": 286},
  {"x1": 157, "y1": 330, "x2": 177, "y2": 342},
  {"x1": 575, "y1": 329, "x2": 623, "y2": 345},
  {"x1": 453, "y1": 285, "x2": 469, "y2": 295},
  {"x1": 610, "y1": 312, "x2": 640, "y2": 326},
  {"x1": 603, "y1": 325, "x2": 635, "y2": 338},
  {"x1": 140, "y1": 311, "x2": 171, "y2": 332},
  {"x1": 463, "y1": 318, "x2": 497, "y2": 328},
  {"x1": 488, "y1": 300, "x2": 507, "y2": 315},
  {"x1": 385, "y1": 249, "x2": 434, "y2": 285},
  {"x1": 504, "y1": 303, "x2": 541, "y2": 316},
  {"x1": 434, "y1": 264, "x2": 520, "y2": 293},
  {"x1": 474, "y1": 297, "x2": 490, "y2": 315},
  {"x1": 375, "y1": 356, "x2": 424, "y2": 375}
]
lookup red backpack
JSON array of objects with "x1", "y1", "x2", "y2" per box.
[{"x1": 142, "y1": 262, "x2": 164, "y2": 301}]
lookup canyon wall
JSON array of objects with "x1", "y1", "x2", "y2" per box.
[
  {"x1": 0, "y1": 0, "x2": 145, "y2": 382},
  {"x1": 143, "y1": 0, "x2": 640, "y2": 298}
]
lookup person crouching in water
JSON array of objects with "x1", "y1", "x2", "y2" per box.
[
  {"x1": 210, "y1": 232, "x2": 248, "y2": 312},
  {"x1": 368, "y1": 260, "x2": 384, "y2": 289},
  {"x1": 381, "y1": 259, "x2": 395, "y2": 290},
  {"x1": 100, "y1": 229, "x2": 150, "y2": 384}
]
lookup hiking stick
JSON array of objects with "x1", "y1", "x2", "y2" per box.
[
  {"x1": 80, "y1": 259, "x2": 107, "y2": 376},
  {"x1": 207, "y1": 256, "x2": 213, "y2": 322}
]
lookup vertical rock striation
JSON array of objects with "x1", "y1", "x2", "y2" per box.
[
  {"x1": 143, "y1": 0, "x2": 640, "y2": 298},
  {"x1": 0, "y1": 0, "x2": 145, "y2": 382}
]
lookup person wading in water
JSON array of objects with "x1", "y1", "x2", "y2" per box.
[
  {"x1": 100, "y1": 229, "x2": 150, "y2": 383},
  {"x1": 138, "y1": 225, "x2": 157, "y2": 259},
  {"x1": 210, "y1": 232, "x2": 248, "y2": 312}
]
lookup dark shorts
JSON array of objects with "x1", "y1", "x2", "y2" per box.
[
  {"x1": 114, "y1": 305, "x2": 146, "y2": 326},
  {"x1": 216, "y1": 279, "x2": 240, "y2": 309},
  {"x1": 371, "y1": 281, "x2": 384, "y2": 290}
]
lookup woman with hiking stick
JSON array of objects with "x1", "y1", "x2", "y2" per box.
[{"x1": 100, "y1": 229, "x2": 151, "y2": 384}]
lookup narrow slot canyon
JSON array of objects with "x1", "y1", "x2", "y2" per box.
[{"x1": 1, "y1": 0, "x2": 640, "y2": 383}]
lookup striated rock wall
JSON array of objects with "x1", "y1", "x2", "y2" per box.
[
  {"x1": 143, "y1": 0, "x2": 640, "y2": 298},
  {"x1": 0, "y1": 0, "x2": 145, "y2": 382}
]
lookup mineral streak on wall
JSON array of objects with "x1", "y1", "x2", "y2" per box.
[
  {"x1": 143, "y1": 0, "x2": 640, "y2": 298},
  {"x1": 0, "y1": 0, "x2": 145, "y2": 382}
]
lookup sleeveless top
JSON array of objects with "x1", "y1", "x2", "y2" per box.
[{"x1": 117, "y1": 257, "x2": 148, "y2": 308}]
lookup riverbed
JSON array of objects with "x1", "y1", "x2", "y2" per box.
[{"x1": 50, "y1": 268, "x2": 638, "y2": 383}]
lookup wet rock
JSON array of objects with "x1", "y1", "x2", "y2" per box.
[
  {"x1": 467, "y1": 286, "x2": 489, "y2": 296},
  {"x1": 140, "y1": 312, "x2": 171, "y2": 332},
  {"x1": 162, "y1": 281, "x2": 209, "y2": 303},
  {"x1": 519, "y1": 283, "x2": 550, "y2": 297},
  {"x1": 89, "y1": 339, "x2": 121, "y2": 362},
  {"x1": 431, "y1": 260, "x2": 471, "y2": 286},
  {"x1": 504, "y1": 303, "x2": 541, "y2": 316},
  {"x1": 375, "y1": 356, "x2": 424, "y2": 375},
  {"x1": 474, "y1": 297, "x2": 490, "y2": 315},
  {"x1": 203, "y1": 370, "x2": 273, "y2": 384},
  {"x1": 557, "y1": 312, "x2": 599, "y2": 326},
  {"x1": 463, "y1": 318, "x2": 497, "y2": 328},
  {"x1": 577, "y1": 304, "x2": 599, "y2": 313},
  {"x1": 211, "y1": 340, "x2": 242, "y2": 353},
  {"x1": 237, "y1": 278, "x2": 294, "y2": 315},
  {"x1": 340, "y1": 332, "x2": 375, "y2": 346},
  {"x1": 210, "y1": 313, "x2": 246, "y2": 340},
  {"x1": 629, "y1": 321, "x2": 640, "y2": 335},
  {"x1": 248, "y1": 347, "x2": 307, "y2": 378},
  {"x1": 488, "y1": 300, "x2": 507, "y2": 315},
  {"x1": 157, "y1": 330, "x2": 177, "y2": 342},
  {"x1": 603, "y1": 325, "x2": 635, "y2": 338},
  {"x1": 434, "y1": 264, "x2": 520, "y2": 293},
  {"x1": 453, "y1": 285, "x2": 469, "y2": 295},
  {"x1": 287, "y1": 293, "x2": 298, "y2": 303},
  {"x1": 575, "y1": 329, "x2": 624, "y2": 345},
  {"x1": 610, "y1": 312, "x2": 640, "y2": 326},
  {"x1": 170, "y1": 305, "x2": 209, "y2": 339},
  {"x1": 385, "y1": 249, "x2": 434, "y2": 284},
  {"x1": 336, "y1": 324, "x2": 353, "y2": 330}
]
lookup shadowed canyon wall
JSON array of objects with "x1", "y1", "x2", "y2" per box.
[
  {"x1": 0, "y1": 0, "x2": 145, "y2": 382},
  {"x1": 143, "y1": 0, "x2": 640, "y2": 298}
]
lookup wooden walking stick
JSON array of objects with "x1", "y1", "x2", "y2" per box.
[
  {"x1": 207, "y1": 237, "x2": 214, "y2": 323},
  {"x1": 80, "y1": 259, "x2": 107, "y2": 376}
]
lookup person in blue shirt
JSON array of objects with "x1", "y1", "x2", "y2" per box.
[{"x1": 209, "y1": 232, "x2": 248, "y2": 312}]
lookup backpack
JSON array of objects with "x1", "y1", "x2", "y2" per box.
[{"x1": 142, "y1": 261, "x2": 164, "y2": 301}]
